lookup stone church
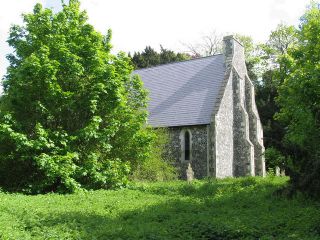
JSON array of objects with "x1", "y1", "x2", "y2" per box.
[{"x1": 134, "y1": 36, "x2": 266, "y2": 179}]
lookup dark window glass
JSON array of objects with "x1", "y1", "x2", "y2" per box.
[{"x1": 185, "y1": 131, "x2": 190, "y2": 160}]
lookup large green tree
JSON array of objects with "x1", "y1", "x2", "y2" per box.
[
  {"x1": 276, "y1": 3, "x2": 320, "y2": 198},
  {"x1": 0, "y1": 0, "x2": 152, "y2": 193}
]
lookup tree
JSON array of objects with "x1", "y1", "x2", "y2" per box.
[
  {"x1": 234, "y1": 34, "x2": 262, "y2": 83},
  {"x1": 131, "y1": 46, "x2": 190, "y2": 69},
  {"x1": 0, "y1": 0, "x2": 152, "y2": 193},
  {"x1": 182, "y1": 31, "x2": 223, "y2": 57},
  {"x1": 159, "y1": 45, "x2": 190, "y2": 65},
  {"x1": 131, "y1": 46, "x2": 160, "y2": 69},
  {"x1": 276, "y1": 3, "x2": 320, "y2": 198},
  {"x1": 253, "y1": 24, "x2": 297, "y2": 169}
]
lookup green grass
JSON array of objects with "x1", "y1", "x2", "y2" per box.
[{"x1": 0, "y1": 177, "x2": 319, "y2": 239}]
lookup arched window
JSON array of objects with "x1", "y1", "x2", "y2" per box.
[
  {"x1": 185, "y1": 131, "x2": 190, "y2": 161},
  {"x1": 180, "y1": 129, "x2": 192, "y2": 162}
]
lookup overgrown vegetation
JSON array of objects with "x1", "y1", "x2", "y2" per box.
[
  {"x1": 131, "y1": 128, "x2": 178, "y2": 181},
  {"x1": 0, "y1": 177, "x2": 319, "y2": 239},
  {"x1": 237, "y1": 3, "x2": 320, "y2": 198},
  {"x1": 231, "y1": 5, "x2": 320, "y2": 198},
  {"x1": 0, "y1": 0, "x2": 153, "y2": 193},
  {"x1": 276, "y1": 3, "x2": 320, "y2": 198},
  {"x1": 254, "y1": 24, "x2": 297, "y2": 171},
  {"x1": 0, "y1": 0, "x2": 319, "y2": 204}
]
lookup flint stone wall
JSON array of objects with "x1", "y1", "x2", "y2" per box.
[
  {"x1": 212, "y1": 70, "x2": 234, "y2": 178},
  {"x1": 163, "y1": 36, "x2": 265, "y2": 180},
  {"x1": 214, "y1": 36, "x2": 264, "y2": 177},
  {"x1": 245, "y1": 76, "x2": 266, "y2": 176},
  {"x1": 229, "y1": 37, "x2": 255, "y2": 176},
  {"x1": 165, "y1": 125, "x2": 208, "y2": 179},
  {"x1": 232, "y1": 69, "x2": 255, "y2": 176}
]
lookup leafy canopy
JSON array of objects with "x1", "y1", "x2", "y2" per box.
[
  {"x1": 0, "y1": 0, "x2": 152, "y2": 193},
  {"x1": 253, "y1": 24, "x2": 297, "y2": 169},
  {"x1": 276, "y1": 3, "x2": 320, "y2": 198}
]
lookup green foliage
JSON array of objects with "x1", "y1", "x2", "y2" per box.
[
  {"x1": 276, "y1": 3, "x2": 320, "y2": 198},
  {"x1": 265, "y1": 147, "x2": 287, "y2": 170},
  {"x1": 0, "y1": 1, "x2": 152, "y2": 193},
  {"x1": 131, "y1": 128, "x2": 177, "y2": 181},
  {"x1": 266, "y1": 167, "x2": 276, "y2": 177},
  {"x1": 262, "y1": 24, "x2": 297, "y2": 61},
  {"x1": 242, "y1": 24, "x2": 297, "y2": 169},
  {"x1": 0, "y1": 177, "x2": 320, "y2": 239},
  {"x1": 130, "y1": 45, "x2": 190, "y2": 69},
  {"x1": 235, "y1": 33, "x2": 286, "y2": 170},
  {"x1": 235, "y1": 34, "x2": 261, "y2": 83},
  {"x1": 254, "y1": 67, "x2": 285, "y2": 157}
]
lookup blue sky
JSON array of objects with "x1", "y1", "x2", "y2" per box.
[{"x1": 0, "y1": 0, "x2": 310, "y2": 93}]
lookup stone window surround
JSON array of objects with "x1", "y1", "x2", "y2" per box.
[{"x1": 179, "y1": 128, "x2": 192, "y2": 163}]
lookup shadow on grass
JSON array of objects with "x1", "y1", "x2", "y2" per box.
[{"x1": 27, "y1": 178, "x2": 320, "y2": 240}]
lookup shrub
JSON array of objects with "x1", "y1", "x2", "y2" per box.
[
  {"x1": 265, "y1": 147, "x2": 286, "y2": 170},
  {"x1": 131, "y1": 128, "x2": 178, "y2": 181}
]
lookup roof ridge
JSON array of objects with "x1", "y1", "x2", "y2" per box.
[{"x1": 134, "y1": 53, "x2": 224, "y2": 72}]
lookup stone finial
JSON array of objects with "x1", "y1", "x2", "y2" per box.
[{"x1": 186, "y1": 163, "x2": 194, "y2": 182}]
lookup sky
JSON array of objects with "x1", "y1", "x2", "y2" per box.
[{"x1": 0, "y1": 0, "x2": 310, "y2": 93}]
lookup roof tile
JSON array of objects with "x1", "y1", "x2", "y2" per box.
[{"x1": 134, "y1": 54, "x2": 225, "y2": 127}]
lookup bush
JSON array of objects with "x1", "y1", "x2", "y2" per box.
[
  {"x1": 265, "y1": 147, "x2": 286, "y2": 170},
  {"x1": 131, "y1": 128, "x2": 178, "y2": 181}
]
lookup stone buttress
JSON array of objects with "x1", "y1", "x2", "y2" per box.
[{"x1": 210, "y1": 36, "x2": 265, "y2": 177}]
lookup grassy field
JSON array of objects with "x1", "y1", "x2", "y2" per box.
[{"x1": 0, "y1": 177, "x2": 319, "y2": 240}]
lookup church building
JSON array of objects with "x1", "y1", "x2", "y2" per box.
[{"x1": 134, "y1": 36, "x2": 266, "y2": 178}]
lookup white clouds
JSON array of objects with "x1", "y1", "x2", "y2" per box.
[{"x1": 0, "y1": 0, "x2": 311, "y2": 88}]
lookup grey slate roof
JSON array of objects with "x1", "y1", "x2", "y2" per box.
[{"x1": 134, "y1": 54, "x2": 225, "y2": 127}]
